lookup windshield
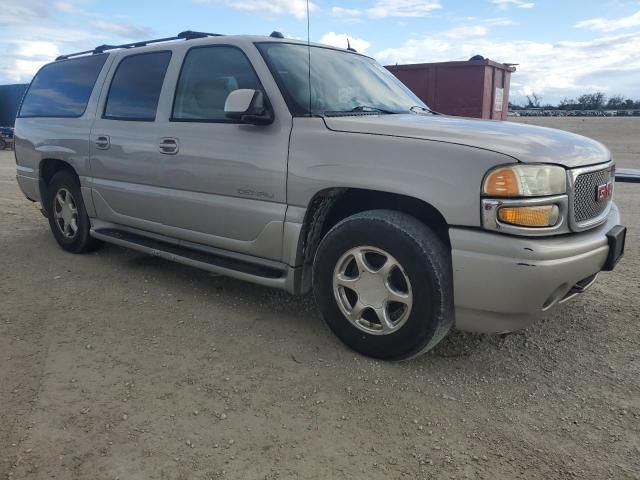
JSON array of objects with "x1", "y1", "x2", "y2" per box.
[{"x1": 256, "y1": 43, "x2": 428, "y2": 116}]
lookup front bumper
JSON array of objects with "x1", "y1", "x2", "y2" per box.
[{"x1": 451, "y1": 202, "x2": 622, "y2": 333}]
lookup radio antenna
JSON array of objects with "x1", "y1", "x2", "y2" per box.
[{"x1": 306, "y1": 0, "x2": 312, "y2": 116}]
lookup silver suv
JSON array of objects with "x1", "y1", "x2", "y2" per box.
[{"x1": 14, "y1": 31, "x2": 626, "y2": 359}]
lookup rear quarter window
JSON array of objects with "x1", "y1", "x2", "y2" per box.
[{"x1": 19, "y1": 54, "x2": 108, "y2": 118}]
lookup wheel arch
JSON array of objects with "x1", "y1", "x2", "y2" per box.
[
  {"x1": 38, "y1": 158, "x2": 80, "y2": 215},
  {"x1": 295, "y1": 187, "x2": 451, "y2": 294}
]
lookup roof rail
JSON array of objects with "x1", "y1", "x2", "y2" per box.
[{"x1": 55, "y1": 30, "x2": 224, "y2": 61}]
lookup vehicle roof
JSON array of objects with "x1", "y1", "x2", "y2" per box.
[{"x1": 53, "y1": 33, "x2": 370, "y2": 63}]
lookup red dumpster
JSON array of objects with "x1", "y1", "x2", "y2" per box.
[{"x1": 386, "y1": 59, "x2": 516, "y2": 120}]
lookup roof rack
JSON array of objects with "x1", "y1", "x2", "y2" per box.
[{"x1": 55, "y1": 30, "x2": 223, "y2": 61}]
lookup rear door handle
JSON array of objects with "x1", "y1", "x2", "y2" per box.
[
  {"x1": 95, "y1": 135, "x2": 110, "y2": 150},
  {"x1": 159, "y1": 137, "x2": 179, "y2": 155}
]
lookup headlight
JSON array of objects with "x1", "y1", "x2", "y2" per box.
[{"x1": 483, "y1": 164, "x2": 566, "y2": 197}]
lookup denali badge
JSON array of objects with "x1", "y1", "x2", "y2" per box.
[{"x1": 596, "y1": 182, "x2": 612, "y2": 202}]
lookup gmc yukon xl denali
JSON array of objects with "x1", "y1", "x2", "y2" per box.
[{"x1": 14, "y1": 31, "x2": 626, "y2": 360}]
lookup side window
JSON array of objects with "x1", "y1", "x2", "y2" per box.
[
  {"x1": 104, "y1": 51, "x2": 171, "y2": 121},
  {"x1": 19, "y1": 54, "x2": 108, "y2": 118},
  {"x1": 172, "y1": 46, "x2": 263, "y2": 122}
]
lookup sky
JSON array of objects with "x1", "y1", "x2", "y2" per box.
[{"x1": 1, "y1": 0, "x2": 640, "y2": 105}]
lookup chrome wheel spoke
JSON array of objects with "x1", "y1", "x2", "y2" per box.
[
  {"x1": 386, "y1": 286, "x2": 411, "y2": 307},
  {"x1": 348, "y1": 301, "x2": 366, "y2": 321},
  {"x1": 353, "y1": 250, "x2": 375, "y2": 274},
  {"x1": 374, "y1": 307, "x2": 395, "y2": 333},
  {"x1": 377, "y1": 257, "x2": 396, "y2": 278},
  {"x1": 335, "y1": 273, "x2": 359, "y2": 289}
]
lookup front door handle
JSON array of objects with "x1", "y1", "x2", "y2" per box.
[
  {"x1": 159, "y1": 137, "x2": 179, "y2": 155},
  {"x1": 95, "y1": 135, "x2": 110, "y2": 150}
]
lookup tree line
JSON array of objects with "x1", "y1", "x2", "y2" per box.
[{"x1": 510, "y1": 92, "x2": 640, "y2": 111}]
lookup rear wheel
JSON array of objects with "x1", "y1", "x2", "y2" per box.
[
  {"x1": 46, "y1": 170, "x2": 99, "y2": 253},
  {"x1": 312, "y1": 210, "x2": 453, "y2": 360}
]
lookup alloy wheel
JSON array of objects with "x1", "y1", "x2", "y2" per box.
[
  {"x1": 332, "y1": 246, "x2": 413, "y2": 335},
  {"x1": 53, "y1": 188, "x2": 79, "y2": 239}
]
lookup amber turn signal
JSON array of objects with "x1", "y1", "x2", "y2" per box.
[{"x1": 498, "y1": 205, "x2": 560, "y2": 228}]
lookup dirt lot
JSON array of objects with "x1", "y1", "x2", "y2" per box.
[{"x1": 1, "y1": 118, "x2": 639, "y2": 479}]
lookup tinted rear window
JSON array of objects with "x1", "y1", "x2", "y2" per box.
[
  {"x1": 104, "y1": 51, "x2": 172, "y2": 121},
  {"x1": 19, "y1": 54, "x2": 108, "y2": 118}
]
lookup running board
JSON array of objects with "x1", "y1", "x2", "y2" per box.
[{"x1": 91, "y1": 227, "x2": 289, "y2": 289}]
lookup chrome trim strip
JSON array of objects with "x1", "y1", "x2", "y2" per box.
[
  {"x1": 568, "y1": 161, "x2": 614, "y2": 232},
  {"x1": 481, "y1": 195, "x2": 570, "y2": 236}
]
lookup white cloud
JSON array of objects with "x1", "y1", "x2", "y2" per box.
[
  {"x1": 443, "y1": 25, "x2": 490, "y2": 39},
  {"x1": 376, "y1": 27, "x2": 640, "y2": 103},
  {"x1": 575, "y1": 10, "x2": 640, "y2": 32},
  {"x1": 54, "y1": 2, "x2": 77, "y2": 14},
  {"x1": 0, "y1": 0, "x2": 154, "y2": 83},
  {"x1": 331, "y1": 6, "x2": 363, "y2": 17},
  {"x1": 483, "y1": 17, "x2": 515, "y2": 26},
  {"x1": 0, "y1": 0, "x2": 49, "y2": 26},
  {"x1": 331, "y1": 1, "x2": 441, "y2": 19},
  {"x1": 491, "y1": 0, "x2": 534, "y2": 10},
  {"x1": 88, "y1": 20, "x2": 152, "y2": 38},
  {"x1": 0, "y1": 41, "x2": 60, "y2": 82},
  {"x1": 368, "y1": 0, "x2": 442, "y2": 17},
  {"x1": 16, "y1": 41, "x2": 60, "y2": 60},
  {"x1": 319, "y1": 32, "x2": 371, "y2": 53},
  {"x1": 212, "y1": 0, "x2": 316, "y2": 19}
]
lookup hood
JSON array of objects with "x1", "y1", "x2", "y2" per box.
[{"x1": 323, "y1": 114, "x2": 610, "y2": 168}]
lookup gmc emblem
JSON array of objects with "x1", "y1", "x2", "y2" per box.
[{"x1": 596, "y1": 182, "x2": 612, "y2": 202}]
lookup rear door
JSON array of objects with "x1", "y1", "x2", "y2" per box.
[{"x1": 90, "y1": 49, "x2": 174, "y2": 231}]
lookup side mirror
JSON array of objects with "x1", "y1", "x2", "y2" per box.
[{"x1": 224, "y1": 89, "x2": 273, "y2": 125}]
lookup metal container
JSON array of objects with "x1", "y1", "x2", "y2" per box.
[{"x1": 386, "y1": 60, "x2": 516, "y2": 120}]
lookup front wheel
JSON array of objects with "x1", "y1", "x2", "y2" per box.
[{"x1": 312, "y1": 210, "x2": 453, "y2": 360}]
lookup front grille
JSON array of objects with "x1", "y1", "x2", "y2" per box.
[{"x1": 573, "y1": 167, "x2": 612, "y2": 224}]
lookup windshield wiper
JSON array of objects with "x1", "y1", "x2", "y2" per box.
[
  {"x1": 350, "y1": 105, "x2": 396, "y2": 114},
  {"x1": 410, "y1": 105, "x2": 439, "y2": 115},
  {"x1": 324, "y1": 105, "x2": 397, "y2": 115}
]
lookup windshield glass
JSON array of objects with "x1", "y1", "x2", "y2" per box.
[{"x1": 257, "y1": 43, "x2": 428, "y2": 115}]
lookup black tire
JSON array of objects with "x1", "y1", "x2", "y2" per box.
[
  {"x1": 46, "y1": 170, "x2": 99, "y2": 253},
  {"x1": 312, "y1": 210, "x2": 453, "y2": 360}
]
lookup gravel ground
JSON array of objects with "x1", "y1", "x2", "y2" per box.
[
  {"x1": 512, "y1": 117, "x2": 640, "y2": 169},
  {"x1": 1, "y1": 118, "x2": 639, "y2": 479}
]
